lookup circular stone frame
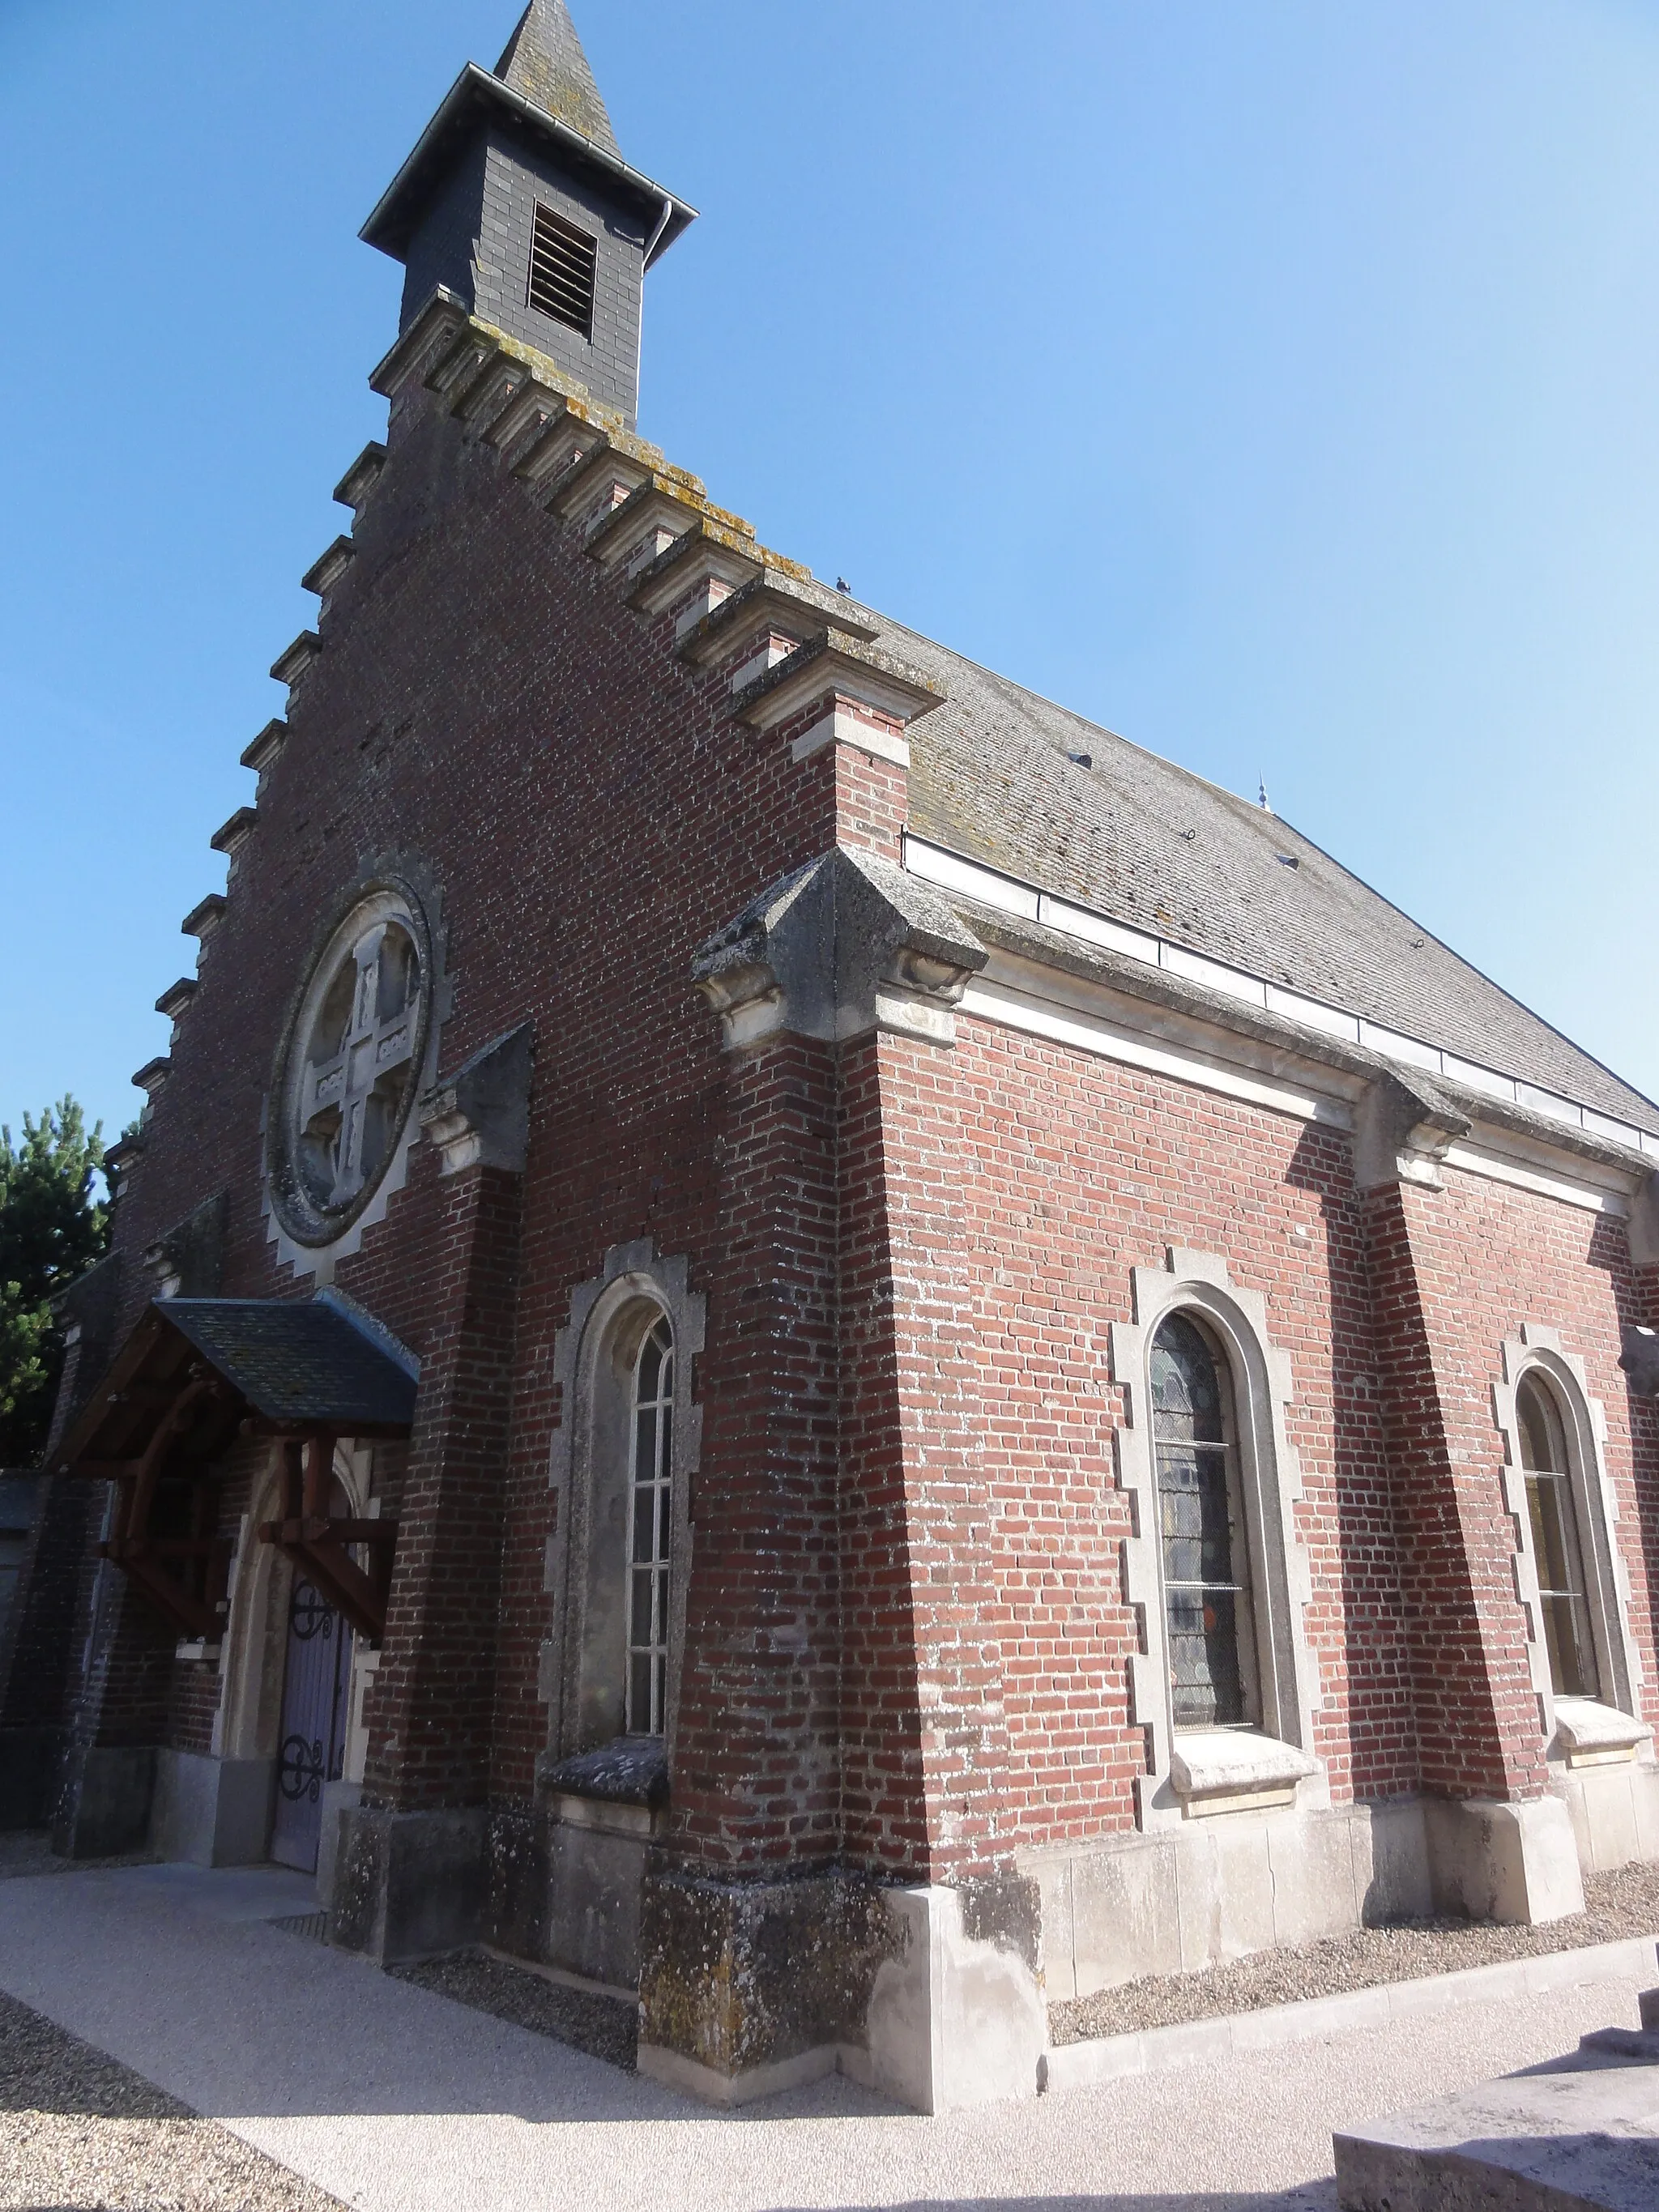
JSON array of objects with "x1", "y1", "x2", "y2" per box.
[{"x1": 265, "y1": 876, "x2": 436, "y2": 1250}]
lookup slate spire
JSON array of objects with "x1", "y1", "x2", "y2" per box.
[{"x1": 494, "y1": 0, "x2": 620, "y2": 155}]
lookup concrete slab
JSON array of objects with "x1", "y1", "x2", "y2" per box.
[
  {"x1": 1335, "y1": 2040, "x2": 1659, "y2": 2210},
  {"x1": 102, "y1": 1861, "x2": 319, "y2": 1921},
  {"x1": 0, "y1": 1860, "x2": 1654, "y2": 2212}
]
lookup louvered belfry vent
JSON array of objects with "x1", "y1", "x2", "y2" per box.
[{"x1": 527, "y1": 202, "x2": 598, "y2": 338}]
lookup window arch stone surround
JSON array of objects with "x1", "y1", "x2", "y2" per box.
[
  {"x1": 539, "y1": 1240, "x2": 705, "y2": 1767},
  {"x1": 1492, "y1": 1323, "x2": 1647, "y2": 1761},
  {"x1": 1111, "y1": 1248, "x2": 1322, "y2": 1829}
]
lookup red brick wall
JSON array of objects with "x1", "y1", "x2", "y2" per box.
[
  {"x1": 1372, "y1": 1167, "x2": 1659, "y2": 1794},
  {"x1": 58, "y1": 351, "x2": 1659, "y2": 1887},
  {"x1": 923, "y1": 1013, "x2": 1414, "y2": 1848},
  {"x1": 84, "y1": 370, "x2": 864, "y2": 1822}
]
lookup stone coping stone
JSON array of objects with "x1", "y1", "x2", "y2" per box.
[{"x1": 1043, "y1": 1933, "x2": 1659, "y2": 2096}]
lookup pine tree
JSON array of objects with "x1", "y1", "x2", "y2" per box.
[{"x1": 0, "y1": 1098, "x2": 109, "y2": 1465}]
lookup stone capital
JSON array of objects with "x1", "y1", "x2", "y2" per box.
[
  {"x1": 1353, "y1": 1068, "x2": 1471, "y2": 1191},
  {"x1": 142, "y1": 1192, "x2": 226, "y2": 1302},
  {"x1": 418, "y1": 1023, "x2": 535, "y2": 1176},
  {"x1": 692, "y1": 845, "x2": 986, "y2": 1052}
]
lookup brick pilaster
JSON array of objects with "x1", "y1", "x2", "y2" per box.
[
  {"x1": 1363, "y1": 1180, "x2": 1546, "y2": 1800},
  {"x1": 362, "y1": 1161, "x2": 523, "y2": 1811},
  {"x1": 838, "y1": 1028, "x2": 1013, "y2": 1881},
  {"x1": 668, "y1": 1032, "x2": 842, "y2": 1869}
]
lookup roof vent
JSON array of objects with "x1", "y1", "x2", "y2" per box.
[{"x1": 527, "y1": 202, "x2": 597, "y2": 338}]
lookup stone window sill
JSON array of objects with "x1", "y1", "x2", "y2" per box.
[
  {"x1": 1170, "y1": 1728, "x2": 1317, "y2": 1818},
  {"x1": 542, "y1": 1733, "x2": 667, "y2": 1839},
  {"x1": 1552, "y1": 1697, "x2": 1652, "y2": 1769}
]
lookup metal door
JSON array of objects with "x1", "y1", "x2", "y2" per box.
[{"x1": 271, "y1": 1575, "x2": 352, "y2": 1873}]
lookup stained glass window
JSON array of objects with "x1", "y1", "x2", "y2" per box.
[
  {"x1": 1516, "y1": 1374, "x2": 1598, "y2": 1699},
  {"x1": 626, "y1": 1316, "x2": 674, "y2": 1736},
  {"x1": 1151, "y1": 1312, "x2": 1256, "y2": 1728}
]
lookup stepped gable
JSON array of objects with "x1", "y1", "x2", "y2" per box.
[
  {"x1": 362, "y1": 291, "x2": 1655, "y2": 1136},
  {"x1": 495, "y1": 0, "x2": 619, "y2": 152}
]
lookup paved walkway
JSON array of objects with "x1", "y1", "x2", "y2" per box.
[{"x1": 0, "y1": 1861, "x2": 1646, "y2": 2212}]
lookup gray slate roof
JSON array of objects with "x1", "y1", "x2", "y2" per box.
[
  {"x1": 861, "y1": 619, "x2": 1658, "y2": 1136},
  {"x1": 496, "y1": 0, "x2": 618, "y2": 154},
  {"x1": 161, "y1": 1301, "x2": 417, "y2": 1432}
]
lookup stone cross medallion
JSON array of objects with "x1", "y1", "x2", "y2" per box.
[
  {"x1": 301, "y1": 923, "x2": 418, "y2": 1209},
  {"x1": 268, "y1": 882, "x2": 434, "y2": 1248}
]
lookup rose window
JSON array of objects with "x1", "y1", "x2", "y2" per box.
[{"x1": 267, "y1": 884, "x2": 433, "y2": 1247}]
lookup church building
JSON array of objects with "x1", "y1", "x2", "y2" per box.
[{"x1": 6, "y1": 1, "x2": 1659, "y2": 2113}]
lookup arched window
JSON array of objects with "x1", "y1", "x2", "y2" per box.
[
  {"x1": 627, "y1": 1317, "x2": 673, "y2": 1737},
  {"x1": 1150, "y1": 1312, "x2": 1258, "y2": 1730},
  {"x1": 1516, "y1": 1371, "x2": 1599, "y2": 1699}
]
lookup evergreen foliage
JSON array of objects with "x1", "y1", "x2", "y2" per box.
[{"x1": 0, "y1": 1099, "x2": 109, "y2": 1465}]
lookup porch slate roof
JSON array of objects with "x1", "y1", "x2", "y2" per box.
[{"x1": 155, "y1": 1301, "x2": 417, "y2": 1434}]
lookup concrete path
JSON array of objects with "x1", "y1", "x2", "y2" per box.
[{"x1": 0, "y1": 1862, "x2": 1648, "y2": 2212}]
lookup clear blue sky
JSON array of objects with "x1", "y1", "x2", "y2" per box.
[{"x1": 2, "y1": 0, "x2": 1657, "y2": 1147}]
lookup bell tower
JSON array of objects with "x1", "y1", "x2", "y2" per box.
[{"x1": 359, "y1": 0, "x2": 694, "y2": 430}]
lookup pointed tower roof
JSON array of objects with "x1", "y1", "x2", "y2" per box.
[
  {"x1": 361, "y1": 11, "x2": 694, "y2": 275},
  {"x1": 495, "y1": 0, "x2": 618, "y2": 155}
]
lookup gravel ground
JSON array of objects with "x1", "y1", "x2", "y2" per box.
[
  {"x1": 392, "y1": 1948, "x2": 638, "y2": 2072},
  {"x1": 1051, "y1": 1857, "x2": 1659, "y2": 2044},
  {"x1": 0, "y1": 1986, "x2": 344, "y2": 2212}
]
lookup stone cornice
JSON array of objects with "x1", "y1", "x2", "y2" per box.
[
  {"x1": 677, "y1": 571, "x2": 867, "y2": 670},
  {"x1": 958, "y1": 905, "x2": 1652, "y2": 1211},
  {"x1": 583, "y1": 474, "x2": 752, "y2": 576},
  {"x1": 332, "y1": 441, "x2": 386, "y2": 514},
  {"x1": 301, "y1": 537, "x2": 356, "y2": 599},
  {"x1": 208, "y1": 807, "x2": 258, "y2": 861},
  {"x1": 908, "y1": 836, "x2": 1659, "y2": 1170},
  {"x1": 731, "y1": 628, "x2": 944, "y2": 735},
  {"x1": 626, "y1": 521, "x2": 766, "y2": 621},
  {"x1": 181, "y1": 894, "x2": 226, "y2": 943},
  {"x1": 241, "y1": 719, "x2": 287, "y2": 778},
  {"x1": 270, "y1": 633, "x2": 322, "y2": 688},
  {"x1": 368, "y1": 287, "x2": 471, "y2": 399}
]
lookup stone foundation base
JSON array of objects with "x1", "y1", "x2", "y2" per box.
[
  {"x1": 1426, "y1": 1794, "x2": 1584, "y2": 1924},
  {"x1": 1555, "y1": 1758, "x2": 1659, "y2": 1878},
  {"x1": 636, "y1": 1866, "x2": 1045, "y2": 2114},
  {"x1": 488, "y1": 1799, "x2": 654, "y2": 1991},
  {"x1": 0, "y1": 1724, "x2": 63, "y2": 1830},
  {"x1": 315, "y1": 1779, "x2": 361, "y2": 1910},
  {"x1": 52, "y1": 1744, "x2": 156, "y2": 1859},
  {"x1": 151, "y1": 1750, "x2": 273, "y2": 1867},
  {"x1": 1030, "y1": 1791, "x2": 1605, "y2": 2004},
  {"x1": 330, "y1": 1805, "x2": 488, "y2": 1964},
  {"x1": 1027, "y1": 1799, "x2": 1433, "y2": 2001}
]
